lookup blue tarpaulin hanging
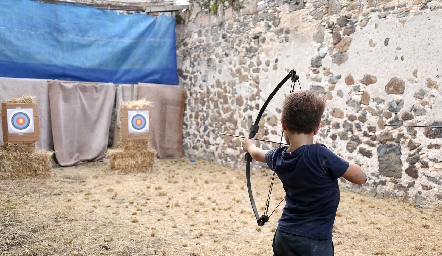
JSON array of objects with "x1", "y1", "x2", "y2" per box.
[{"x1": 0, "y1": 0, "x2": 178, "y2": 84}]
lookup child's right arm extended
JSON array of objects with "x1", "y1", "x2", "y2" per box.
[
  {"x1": 242, "y1": 138, "x2": 268, "y2": 163},
  {"x1": 342, "y1": 162, "x2": 367, "y2": 184}
]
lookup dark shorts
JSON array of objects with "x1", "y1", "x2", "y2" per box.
[{"x1": 273, "y1": 228, "x2": 334, "y2": 256}]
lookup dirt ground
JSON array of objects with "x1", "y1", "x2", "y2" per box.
[{"x1": 1, "y1": 158, "x2": 441, "y2": 256}]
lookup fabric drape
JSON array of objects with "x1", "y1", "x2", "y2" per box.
[
  {"x1": 138, "y1": 83, "x2": 185, "y2": 158},
  {"x1": 49, "y1": 81, "x2": 115, "y2": 166}
]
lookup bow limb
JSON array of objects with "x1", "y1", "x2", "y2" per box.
[
  {"x1": 248, "y1": 70, "x2": 299, "y2": 140},
  {"x1": 245, "y1": 156, "x2": 261, "y2": 223},
  {"x1": 245, "y1": 69, "x2": 299, "y2": 226}
]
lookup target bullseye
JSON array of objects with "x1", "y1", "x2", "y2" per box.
[
  {"x1": 11, "y1": 112, "x2": 31, "y2": 130},
  {"x1": 131, "y1": 114, "x2": 147, "y2": 130},
  {"x1": 128, "y1": 110, "x2": 149, "y2": 134},
  {"x1": 7, "y1": 108, "x2": 35, "y2": 134}
]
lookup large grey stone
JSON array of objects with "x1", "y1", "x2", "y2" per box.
[{"x1": 377, "y1": 144, "x2": 402, "y2": 178}]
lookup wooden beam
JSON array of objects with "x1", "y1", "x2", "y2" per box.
[
  {"x1": 145, "y1": 5, "x2": 189, "y2": 13},
  {"x1": 39, "y1": 1, "x2": 188, "y2": 12}
]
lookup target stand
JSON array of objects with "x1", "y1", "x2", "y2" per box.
[
  {"x1": 1, "y1": 103, "x2": 40, "y2": 143},
  {"x1": 120, "y1": 107, "x2": 151, "y2": 141}
]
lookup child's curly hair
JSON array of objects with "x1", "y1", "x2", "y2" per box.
[{"x1": 281, "y1": 91, "x2": 325, "y2": 134}]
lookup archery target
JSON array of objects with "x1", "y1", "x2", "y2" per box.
[
  {"x1": 128, "y1": 110, "x2": 149, "y2": 134},
  {"x1": 7, "y1": 108, "x2": 35, "y2": 134}
]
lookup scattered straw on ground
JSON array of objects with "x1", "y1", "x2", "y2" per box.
[{"x1": 0, "y1": 158, "x2": 441, "y2": 255}]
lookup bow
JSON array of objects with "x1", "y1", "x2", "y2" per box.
[{"x1": 246, "y1": 69, "x2": 300, "y2": 226}]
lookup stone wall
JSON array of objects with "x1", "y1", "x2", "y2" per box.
[{"x1": 176, "y1": 0, "x2": 442, "y2": 207}]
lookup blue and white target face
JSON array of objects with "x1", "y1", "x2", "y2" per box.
[
  {"x1": 7, "y1": 108, "x2": 34, "y2": 134},
  {"x1": 128, "y1": 110, "x2": 149, "y2": 134}
]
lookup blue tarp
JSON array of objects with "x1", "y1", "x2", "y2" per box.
[{"x1": 0, "y1": 0, "x2": 178, "y2": 84}]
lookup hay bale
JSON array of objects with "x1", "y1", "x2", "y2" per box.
[
  {"x1": 1, "y1": 142, "x2": 36, "y2": 154},
  {"x1": 2, "y1": 95, "x2": 35, "y2": 103},
  {"x1": 119, "y1": 98, "x2": 152, "y2": 110},
  {"x1": 119, "y1": 99, "x2": 152, "y2": 150},
  {"x1": 106, "y1": 98, "x2": 156, "y2": 173},
  {"x1": 106, "y1": 148, "x2": 156, "y2": 173},
  {"x1": 0, "y1": 95, "x2": 51, "y2": 179},
  {"x1": 0, "y1": 95, "x2": 53, "y2": 178},
  {"x1": 0, "y1": 146, "x2": 53, "y2": 179},
  {"x1": 120, "y1": 140, "x2": 150, "y2": 151},
  {"x1": 119, "y1": 98, "x2": 152, "y2": 145}
]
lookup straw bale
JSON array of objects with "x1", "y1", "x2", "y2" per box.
[
  {"x1": 106, "y1": 148, "x2": 156, "y2": 173},
  {"x1": 1, "y1": 142, "x2": 36, "y2": 154},
  {"x1": 2, "y1": 95, "x2": 35, "y2": 103},
  {"x1": 119, "y1": 98, "x2": 152, "y2": 110},
  {"x1": 0, "y1": 95, "x2": 49, "y2": 179},
  {"x1": 0, "y1": 148, "x2": 53, "y2": 179},
  {"x1": 109, "y1": 98, "x2": 155, "y2": 173},
  {"x1": 119, "y1": 98, "x2": 152, "y2": 145},
  {"x1": 120, "y1": 140, "x2": 150, "y2": 151}
]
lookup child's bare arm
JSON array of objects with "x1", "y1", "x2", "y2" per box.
[
  {"x1": 242, "y1": 139, "x2": 268, "y2": 163},
  {"x1": 342, "y1": 162, "x2": 367, "y2": 184}
]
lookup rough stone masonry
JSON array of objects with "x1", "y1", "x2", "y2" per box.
[{"x1": 176, "y1": 0, "x2": 442, "y2": 207}]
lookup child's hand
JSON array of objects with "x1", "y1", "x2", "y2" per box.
[
  {"x1": 242, "y1": 139, "x2": 256, "y2": 153},
  {"x1": 242, "y1": 139, "x2": 267, "y2": 162}
]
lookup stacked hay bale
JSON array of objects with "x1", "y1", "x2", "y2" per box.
[
  {"x1": 106, "y1": 99, "x2": 156, "y2": 173},
  {"x1": 0, "y1": 143, "x2": 53, "y2": 178},
  {"x1": 0, "y1": 95, "x2": 52, "y2": 179}
]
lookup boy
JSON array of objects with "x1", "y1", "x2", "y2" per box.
[{"x1": 242, "y1": 90, "x2": 366, "y2": 256}]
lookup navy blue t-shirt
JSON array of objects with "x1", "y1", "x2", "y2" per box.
[{"x1": 265, "y1": 144, "x2": 349, "y2": 240}]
